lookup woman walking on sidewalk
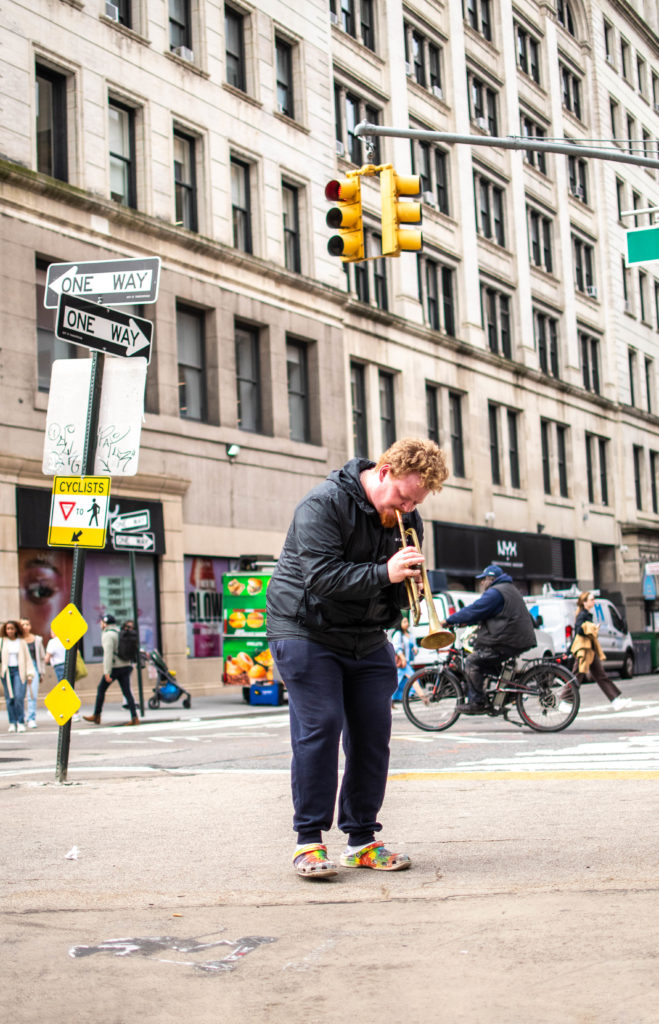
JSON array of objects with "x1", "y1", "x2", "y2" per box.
[
  {"x1": 1, "y1": 620, "x2": 35, "y2": 732},
  {"x1": 20, "y1": 619, "x2": 46, "y2": 728},
  {"x1": 571, "y1": 592, "x2": 631, "y2": 711}
]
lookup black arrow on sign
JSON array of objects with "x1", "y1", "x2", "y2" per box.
[{"x1": 72, "y1": 530, "x2": 82, "y2": 542}]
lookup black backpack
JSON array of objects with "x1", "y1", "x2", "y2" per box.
[{"x1": 117, "y1": 624, "x2": 139, "y2": 663}]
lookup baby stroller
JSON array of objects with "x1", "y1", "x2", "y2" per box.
[{"x1": 146, "y1": 649, "x2": 191, "y2": 709}]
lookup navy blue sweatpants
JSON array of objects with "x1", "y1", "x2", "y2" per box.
[{"x1": 269, "y1": 637, "x2": 397, "y2": 847}]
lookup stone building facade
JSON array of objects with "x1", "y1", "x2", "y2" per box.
[{"x1": 0, "y1": 0, "x2": 658, "y2": 690}]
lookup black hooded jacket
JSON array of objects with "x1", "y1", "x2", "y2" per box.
[{"x1": 266, "y1": 458, "x2": 422, "y2": 658}]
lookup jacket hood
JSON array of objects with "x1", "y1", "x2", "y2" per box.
[
  {"x1": 326, "y1": 458, "x2": 376, "y2": 515},
  {"x1": 492, "y1": 572, "x2": 514, "y2": 585}
]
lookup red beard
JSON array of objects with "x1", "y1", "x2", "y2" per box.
[{"x1": 379, "y1": 510, "x2": 398, "y2": 528}]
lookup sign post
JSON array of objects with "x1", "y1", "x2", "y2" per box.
[{"x1": 55, "y1": 353, "x2": 105, "y2": 783}]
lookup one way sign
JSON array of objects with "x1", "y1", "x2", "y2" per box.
[
  {"x1": 45, "y1": 257, "x2": 161, "y2": 308},
  {"x1": 56, "y1": 294, "x2": 153, "y2": 361}
]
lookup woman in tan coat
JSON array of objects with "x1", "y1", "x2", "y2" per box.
[
  {"x1": 1, "y1": 620, "x2": 35, "y2": 732},
  {"x1": 571, "y1": 592, "x2": 631, "y2": 711}
]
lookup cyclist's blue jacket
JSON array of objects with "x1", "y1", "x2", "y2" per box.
[{"x1": 445, "y1": 573, "x2": 536, "y2": 653}]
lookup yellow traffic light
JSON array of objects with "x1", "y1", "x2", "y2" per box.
[
  {"x1": 325, "y1": 176, "x2": 364, "y2": 262},
  {"x1": 380, "y1": 167, "x2": 422, "y2": 256}
]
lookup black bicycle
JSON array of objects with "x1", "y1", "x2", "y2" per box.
[{"x1": 402, "y1": 646, "x2": 580, "y2": 733}]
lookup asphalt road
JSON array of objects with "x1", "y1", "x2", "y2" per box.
[{"x1": 2, "y1": 673, "x2": 657, "y2": 781}]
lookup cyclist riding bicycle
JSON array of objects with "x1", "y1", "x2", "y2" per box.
[{"x1": 442, "y1": 564, "x2": 536, "y2": 714}]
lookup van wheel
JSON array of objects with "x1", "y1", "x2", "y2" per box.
[{"x1": 620, "y1": 650, "x2": 634, "y2": 679}]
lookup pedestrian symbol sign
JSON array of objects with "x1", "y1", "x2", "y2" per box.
[{"x1": 48, "y1": 477, "x2": 111, "y2": 548}]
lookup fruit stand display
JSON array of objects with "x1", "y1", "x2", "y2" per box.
[{"x1": 222, "y1": 572, "x2": 280, "y2": 701}]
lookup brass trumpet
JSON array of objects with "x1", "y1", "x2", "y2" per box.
[{"x1": 395, "y1": 510, "x2": 456, "y2": 650}]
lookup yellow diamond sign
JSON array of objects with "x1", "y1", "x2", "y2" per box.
[
  {"x1": 51, "y1": 603, "x2": 88, "y2": 649},
  {"x1": 45, "y1": 678, "x2": 81, "y2": 726}
]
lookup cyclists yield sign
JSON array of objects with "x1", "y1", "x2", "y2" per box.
[{"x1": 48, "y1": 477, "x2": 111, "y2": 548}]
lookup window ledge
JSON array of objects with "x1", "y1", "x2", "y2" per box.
[
  {"x1": 164, "y1": 51, "x2": 210, "y2": 79},
  {"x1": 100, "y1": 15, "x2": 151, "y2": 47},
  {"x1": 544, "y1": 497, "x2": 575, "y2": 510},
  {"x1": 274, "y1": 110, "x2": 310, "y2": 135},
  {"x1": 222, "y1": 82, "x2": 263, "y2": 109},
  {"x1": 61, "y1": 0, "x2": 84, "y2": 10}
]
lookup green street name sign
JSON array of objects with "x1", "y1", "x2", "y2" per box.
[{"x1": 627, "y1": 225, "x2": 659, "y2": 265}]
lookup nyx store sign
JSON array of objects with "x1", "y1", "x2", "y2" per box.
[{"x1": 433, "y1": 522, "x2": 556, "y2": 579}]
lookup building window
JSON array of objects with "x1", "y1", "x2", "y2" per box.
[
  {"x1": 275, "y1": 37, "x2": 294, "y2": 118},
  {"x1": 334, "y1": 83, "x2": 380, "y2": 164},
  {"x1": 225, "y1": 5, "x2": 246, "y2": 91},
  {"x1": 330, "y1": 0, "x2": 375, "y2": 52},
  {"x1": 616, "y1": 178, "x2": 625, "y2": 219},
  {"x1": 475, "y1": 172, "x2": 505, "y2": 245},
  {"x1": 557, "y1": 0, "x2": 575, "y2": 37},
  {"x1": 650, "y1": 451, "x2": 659, "y2": 514},
  {"x1": 231, "y1": 157, "x2": 252, "y2": 254},
  {"x1": 426, "y1": 384, "x2": 440, "y2": 443},
  {"x1": 633, "y1": 445, "x2": 643, "y2": 510},
  {"x1": 109, "y1": 99, "x2": 136, "y2": 208},
  {"x1": 560, "y1": 64, "x2": 582, "y2": 120},
  {"x1": 610, "y1": 97, "x2": 620, "y2": 140},
  {"x1": 488, "y1": 404, "x2": 501, "y2": 485},
  {"x1": 467, "y1": 73, "x2": 498, "y2": 134},
  {"x1": 351, "y1": 362, "x2": 368, "y2": 457},
  {"x1": 521, "y1": 114, "x2": 547, "y2": 174},
  {"x1": 585, "y1": 433, "x2": 609, "y2": 505},
  {"x1": 626, "y1": 114, "x2": 636, "y2": 154},
  {"x1": 169, "y1": 0, "x2": 191, "y2": 52},
  {"x1": 534, "y1": 309, "x2": 559, "y2": 377},
  {"x1": 620, "y1": 38, "x2": 630, "y2": 81},
  {"x1": 114, "y1": 0, "x2": 132, "y2": 27},
  {"x1": 528, "y1": 208, "x2": 553, "y2": 272},
  {"x1": 35, "y1": 64, "x2": 68, "y2": 182},
  {"x1": 637, "y1": 56, "x2": 647, "y2": 97},
  {"x1": 655, "y1": 281, "x2": 659, "y2": 329},
  {"x1": 622, "y1": 258, "x2": 631, "y2": 310},
  {"x1": 286, "y1": 339, "x2": 310, "y2": 443},
  {"x1": 508, "y1": 410, "x2": 520, "y2": 489},
  {"x1": 345, "y1": 229, "x2": 387, "y2": 310},
  {"x1": 568, "y1": 154, "x2": 588, "y2": 203},
  {"x1": 282, "y1": 182, "x2": 301, "y2": 273},
  {"x1": 449, "y1": 391, "x2": 465, "y2": 477},
  {"x1": 464, "y1": 0, "x2": 492, "y2": 42},
  {"x1": 580, "y1": 332, "x2": 600, "y2": 394},
  {"x1": 541, "y1": 420, "x2": 551, "y2": 494},
  {"x1": 573, "y1": 236, "x2": 595, "y2": 295},
  {"x1": 481, "y1": 285, "x2": 512, "y2": 358},
  {"x1": 645, "y1": 357, "x2": 654, "y2": 414},
  {"x1": 177, "y1": 305, "x2": 206, "y2": 421},
  {"x1": 603, "y1": 20, "x2": 613, "y2": 64},
  {"x1": 418, "y1": 256, "x2": 455, "y2": 336},
  {"x1": 628, "y1": 348, "x2": 637, "y2": 406},
  {"x1": 173, "y1": 129, "x2": 197, "y2": 231},
  {"x1": 542, "y1": 420, "x2": 569, "y2": 497},
  {"x1": 404, "y1": 23, "x2": 443, "y2": 96},
  {"x1": 515, "y1": 24, "x2": 540, "y2": 84},
  {"x1": 411, "y1": 140, "x2": 450, "y2": 214},
  {"x1": 379, "y1": 371, "x2": 396, "y2": 450},
  {"x1": 235, "y1": 322, "x2": 261, "y2": 433},
  {"x1": 639, "y1": 271, "x2": 649, "y2": 323}
]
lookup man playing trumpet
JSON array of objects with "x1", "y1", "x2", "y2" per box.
[{"x1": 267, "y1": 437, "x2": 449, "y2": 879}]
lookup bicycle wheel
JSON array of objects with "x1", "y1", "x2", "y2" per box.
[
  {"x1": 516, "y1": 663, "x2": 580, "y2": 732},
  {"x1": 402, "y1": 667, "x2": 462, "y2": 732}
]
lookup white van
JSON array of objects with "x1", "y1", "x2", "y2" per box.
[
  {"x1": 523, "y1": 590, "x2": 635, "y2": 678},
  {"x1": 403, "y1": 591, "x2": 555, "y2": 670}
]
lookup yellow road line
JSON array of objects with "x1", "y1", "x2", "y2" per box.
[{"x1": 390, "y1": 770, "x2": 659, "y2": 781}]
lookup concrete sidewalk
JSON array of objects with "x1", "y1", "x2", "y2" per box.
[{"x1": 3, "y1": 744, "x2": 659, "y2": 1022}]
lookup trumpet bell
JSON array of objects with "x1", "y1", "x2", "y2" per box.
[{"x1": 420, "y1": 629, "x2": 456, "y2": 651}]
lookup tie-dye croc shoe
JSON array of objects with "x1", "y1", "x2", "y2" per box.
[
  {"x1": 293, "y1": 844, "x2": 338, "y2": 879},
  {"x1": 340, "y1": 841, "x2": 411, "y2": 871}
]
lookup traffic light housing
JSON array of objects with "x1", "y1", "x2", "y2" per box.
[
  {"x1": 380, "y1": 167, "x2": 422, "y2": 256},
  {"x1": 325, "y1": 176, "x2": 364, "y2": 262}
]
